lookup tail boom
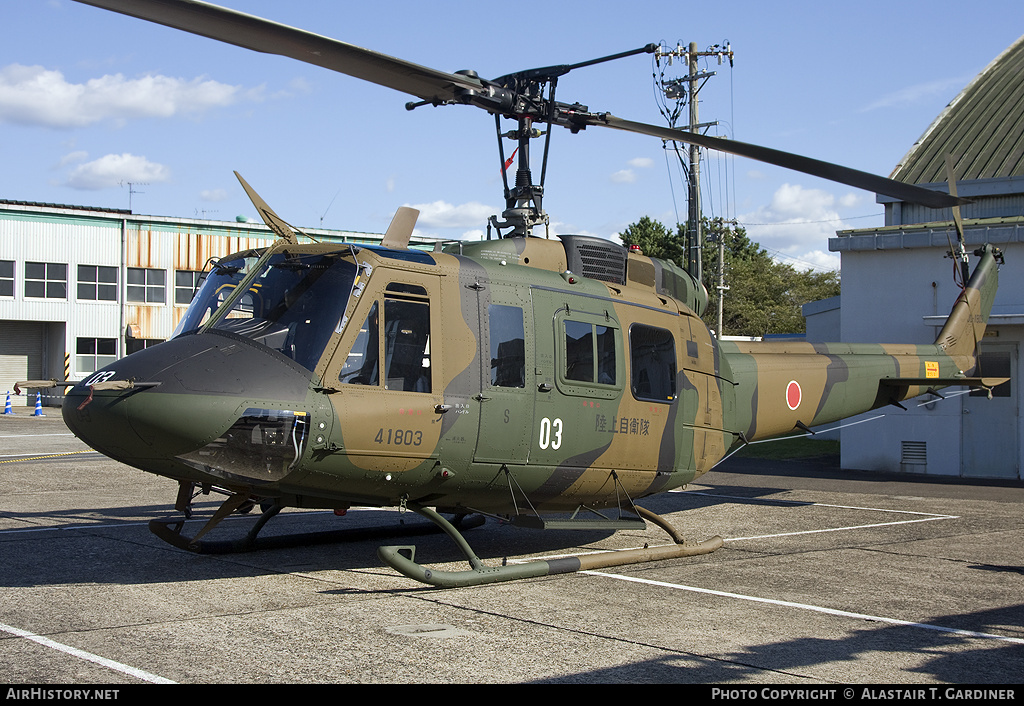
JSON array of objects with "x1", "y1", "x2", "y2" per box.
[{"x1": 719, "y1": 245, "x2": 1003, "y2": 443}]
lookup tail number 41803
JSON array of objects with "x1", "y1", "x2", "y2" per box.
[{"x1": 538, "y1": 417, "x2": 563, "y2": 450}]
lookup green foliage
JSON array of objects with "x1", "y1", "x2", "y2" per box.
[
  {"x1": 618, "y1": 215, "x2": 840, "y2": 337},
  {"x1": 734, "y1": 437, "x2": 840, "y2": 461},
  {"x1": 618, "y1": 216, "x2": 686, "y2": 266}
]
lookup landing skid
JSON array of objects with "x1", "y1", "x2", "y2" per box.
[
  {"x1": 148, "y1": 488, "x2": 483, "y2": 555},
  {"x1": 378, "y1": 503, "x2": 723, "y2": 588}
]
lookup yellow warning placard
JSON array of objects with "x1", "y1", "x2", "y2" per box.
[{"x1": 925, "y1": 361, "x2": 939, "y2": 378}]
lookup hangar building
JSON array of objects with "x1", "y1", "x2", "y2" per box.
[{"x1": 827, "y1": 34, "x2": 1024, "y2": 479}]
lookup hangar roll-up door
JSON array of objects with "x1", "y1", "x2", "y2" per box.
[{"x1": 0, "y1": 321, "x2": 45, "y2": 406}]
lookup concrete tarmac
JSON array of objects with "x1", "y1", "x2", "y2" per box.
[{"x1": 1, "y1": 412, "x2": 1022, "y2": 684}]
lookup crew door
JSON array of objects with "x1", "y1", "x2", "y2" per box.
[
  {"x1": 327, "y1": 272, "x2": 444, "y2": 472},
  {"x1": 474, "y1": 292, "x2": 534, "y2": 465},
  {"x1": 530, "y1": 292, "x2": 624, "y2": 469}
]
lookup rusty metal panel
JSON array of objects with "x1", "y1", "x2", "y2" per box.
[
  {"x1": 125, "y1": 303, "x2": 172, "y2": 340},
  {"x1": 172, "y1": 230, "x2": 267, "y2": 271}
]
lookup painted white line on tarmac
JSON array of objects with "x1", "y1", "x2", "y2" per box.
[
  {"x1": 684, "y1": 490, "x2": 959, "y2": 540},
  {"x1": 580, "y1": 571, "x2": 1024, "y2": 645},
  {"x1": 522, "y1": 494, "x2": 1009, "y2": 643},
  {"x1": 728, "y1": 514, "x2": 957, "y2": 542},
  {"x1": 0, "y1": 621, "x2": 177, "y2": 683}
]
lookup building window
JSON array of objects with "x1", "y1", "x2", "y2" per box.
[
  {"x1": 76, "y1": 337, "x2": 117, "y2": 374},
  {"x1": 126, "y1": 338, "x2": 164, "y2": 355},
  {"x1": 0, "y1": 260, "x2": 13, "y2": 297},
  {"x1": 174, "y1": 270, "x2": 203, "y2": 305},
  {"x1": 77, "y1": 265, "x2": 118, "y2": 301},
  {"x1": 127, "y1": 267, "x2": 166, "y2": 304},
  {"x1": 25, "y1": 262, "x2": 67, "y2": 299}
]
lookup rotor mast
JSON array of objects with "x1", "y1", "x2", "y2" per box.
[
  {"x1": 485, "y1": 44, "x2": 660, "y2": 239},
  {"x1": 491, "y1": 114, "x2": 550, "y2": 238}
]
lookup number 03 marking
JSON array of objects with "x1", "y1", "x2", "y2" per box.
[{"x1": 538, "y1": 417, "x2": 563, "y2": 450}]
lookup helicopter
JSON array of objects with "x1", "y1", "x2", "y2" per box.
[{"x1": 21, "y1": 0, "x2": 1008, "y2": 588}]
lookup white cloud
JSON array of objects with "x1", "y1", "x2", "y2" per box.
[
  {"x1": 739, "y1": 183, "x2": 849, "y2": 272},
  {"x1": 200, "y1": 188, "x2": 228, "y2": 202},
  {"x1": 65, "y1": 153, "x2": 169, "y2": 190},
  {"x1": 610, "y1": 157, "x2": 654, "y2": 184},
  {"x1": 839, "y1": 193, "x2": 862, "y2": 209},
  {"x1": 57, "y1": 150, "x2": 88, "y2": 168},
  {"x1": 405, "y1": 200, "x2": 495, "y2": 228},
  {"x1": 0, "y1": 64, "x2": 254, "y2": 128},
  {"x1": 860, "y1": 76, "x2": 970, "y2": 112},
  {"x1": 610, "y1": 169, "x2": 636, "y2": 183}
]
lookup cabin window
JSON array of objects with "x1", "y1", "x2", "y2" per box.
[
  {"x1": 340, "y1": 283, "x2": 432, "y2": 393},
  {"x1": 383, "y1": 297, "x2": 431, "y2": 392},
  {"x1": 489, "y1": 304, "x2": 525, "y2": 388},
  {"x1": 563, "y1": 319, "x2": 616, "y2": 385},
  {"x1": 340, "y1": 302, "x2": 380, "y2": 386},
  {"x1": 630, "y1": 324, "x2": 677, "y2": 402}
]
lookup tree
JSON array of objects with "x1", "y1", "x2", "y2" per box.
[
  {"x1": 618, "y1": 215, "x2": 840, "y2": 337},
  {"x1": 618, "y1": 216, "x2": 685, "y2": 266}
]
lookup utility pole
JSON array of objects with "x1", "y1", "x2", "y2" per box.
[
  {"x1": 687, "y1": 42, "x2": 702, "y2": 284},
  {"x1": 715, "y1": 219, "x2": 737, "y2": 336},
  {"x1": 655, "y1": 41, "x2": 734, "y2": 288}
]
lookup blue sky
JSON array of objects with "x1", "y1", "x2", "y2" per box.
[{"x1": 3, "y1": 1, "x2": 1021, "y2": 271}]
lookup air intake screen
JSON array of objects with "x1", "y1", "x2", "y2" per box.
[{"x1": 558, "y1": 235, "x2": 627, "y2": 285}]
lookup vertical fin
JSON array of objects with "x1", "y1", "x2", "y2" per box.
[
  {"x1": 380, "y1": 206, "x2": 420, "y2": 249},
  {"x1": 935, "y1": 244, "x2": 1001, "y2": 372}
]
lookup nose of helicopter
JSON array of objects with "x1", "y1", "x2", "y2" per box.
[{"x1": 62, "y1": 332, "x2": 315, "y2": 469}]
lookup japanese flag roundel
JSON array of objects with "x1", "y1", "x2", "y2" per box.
[{"x1": 786, "y1": 380, "x2": 801, "y2": 410}]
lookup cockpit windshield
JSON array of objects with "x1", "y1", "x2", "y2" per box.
[
  {"x1": 172, "y1": 251, "x2": 264, "y2": 339},
  {"x1": 208, "y1": 251, "x2": 356, "y2": 372}
]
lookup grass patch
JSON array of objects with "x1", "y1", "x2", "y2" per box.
[{"x1": 734, "y1": 436, "x2": 840, "y2": 461}]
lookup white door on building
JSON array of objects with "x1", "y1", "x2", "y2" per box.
[{"x1": 962, "y1": 341, "x2": 1019, "y2": 479}]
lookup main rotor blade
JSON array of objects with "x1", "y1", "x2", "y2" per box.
[
  {"x1": 73, "y1": 1, "x2": 971, "y2": 212},
  {"x1": 73, "y1": 0, "x2": 483, "y2": 102},
  {"x1": 594, "y1": 114, "x2": 970, "y2": 211}
]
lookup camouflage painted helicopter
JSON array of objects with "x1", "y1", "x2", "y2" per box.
[{"x1": 24, "y1": 0, "x2": 1006, "y2": 588}]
